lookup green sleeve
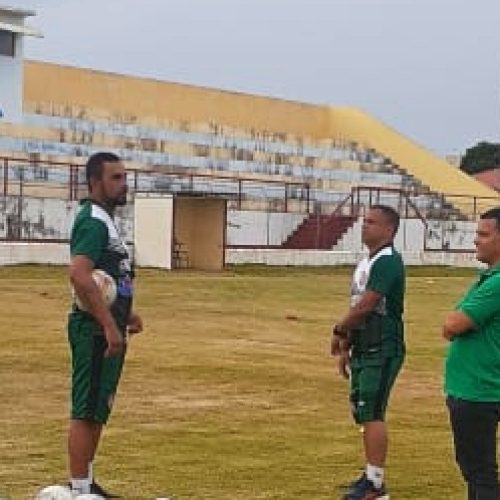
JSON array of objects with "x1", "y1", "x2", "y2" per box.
[
  {"x1": 366, "y1": 255, "x2": 399, "y2": 296},
  {"x1": 458, "y1": 276, "x2": 500, "y2": 328},
  {"x1": 70, "y1": 218, "x2": 108, "y2": 264}
]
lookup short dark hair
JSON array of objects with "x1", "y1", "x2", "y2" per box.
[
  {"x1": 371, "y1": 204, "x2": 400, "y2": 236},
  {"x1": 85, "y1": 152, "x2": 121, "y2": 190},
  {"x1": 480, "y1": 207, "x2": 500, "y2": 229}
]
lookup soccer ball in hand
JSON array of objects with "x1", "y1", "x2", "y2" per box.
[{"x1": 74, "y1": 269, "x2": 117, "y2": 311}]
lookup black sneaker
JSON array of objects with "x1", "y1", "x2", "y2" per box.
[
  {"x1": 342, "y1": 472, "x2": 367, "y2": 492},
  {"x1": 90, "y1": 481, "x2": 121, "y2": 498},
  {"x1": 341, "y1": 476, "x2": 389, "y2": 500}
]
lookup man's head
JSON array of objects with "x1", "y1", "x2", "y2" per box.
[
  {"x1": 475, "y1": 208, "x2": 500, "y2": 266},
  {"x1": 86, "y1": 152, "x2": 127, "y2": 208},
  {"x1": 361, "y1": 204, "x2": 400, "y2": 250}
]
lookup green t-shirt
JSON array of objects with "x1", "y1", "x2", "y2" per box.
[
  {"x1": 445, "y1": 265, "x2": 500, "y2": 402},
  {"x1": 350, "y1": 245, "x2": 406, "y2": 357},
  {"x1": 70, "y1": 199, "x2": 134, "y2": 332}
]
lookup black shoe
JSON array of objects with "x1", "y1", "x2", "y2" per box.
[
  {"x1": 347, "y1": 472, "x2": 367, "y2": 491},
  {"x1": 90, "y1": 481, "x2": 121, "y2": 498},
  {"x1": 339, "y1": 472, "x2": 366, "y2": 492},
  {"x1": 341, "y1": 476, "x2": 389, "y2": 500}
]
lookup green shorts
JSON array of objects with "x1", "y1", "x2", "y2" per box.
[
  {"x1": 349, "y1": 354, "x2": 404, "y2": 424},
  {"x1": 68, "y1": 314, "x2": 126, "y2": 424}
]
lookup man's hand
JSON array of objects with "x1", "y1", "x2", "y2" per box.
[
  {"x1": 442, "y1": 311, "x2": 475, "y2": 341},
  {"x1": 442, "y1": 326, "x2": 454, "y2": 341},
  {"x1": 338, "y1": 350, "x2": 351, "y2": 380},
  {"x1": 331, "y1": 332, "x2": 341, "y2": 356},
  {"x1": 127, "y1": 311, "x2": 143, "y2": 335},
  {"x1": 104, "y1": 323, "x2": 124, "y2": 358},
  {"x1": 331, "y1": 324, "x2": 349, "y2": 356}
]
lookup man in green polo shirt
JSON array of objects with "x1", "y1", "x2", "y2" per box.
[
  {"x1": 331, "y1": 205, "x2": 405, "y2": 500},
  {"x1": 68, "y1": 152, "x2": 143, "y2": 497},
  {"x1": 443, "y1": 207, "x2": 500, "y2": 500}
]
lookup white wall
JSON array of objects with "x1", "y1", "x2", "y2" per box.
[
  {"x1": 0, "y1": 195, "x2": 483, "y2": 267},
  {"x1": 227, "y1": 213, "x2": 475, "y2": 253},
  {"x1": 133, "y1": 193, "x2": 173, "y2": 268},
  {"x1": 0, "y1": 196, "x2": 134, "y2": 242},
  {"x1": 227, "y1": 210, "x2": 306, "y2": 246},
  {"x1": 226, "y1": 248, "x2": 480, "y2": 268},
  {"x1": 0, "y1": 196, "x2": 76, "y2": 239},
  {"x1": 0, "y1": 35, "x2": 23, "y2": 122},
  {"x1": 425, "y1": 219, "x2": 476, "y2": 251},
  {"x1": 335, "y1": 218, "x2": 475, "y2": 253},
  {"x1": 0, "y1": 242, "x2": 69, "y2": 265},
  {"x1": 0, "y1": 242, "x2": 480, "y2": 268},
  {"x1": 225, "y1": 216, "x2": 480, "y2": 267}
]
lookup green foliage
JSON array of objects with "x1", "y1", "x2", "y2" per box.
[{"x1": 460, "y1": 141, "x2": 500, "y2": 174}]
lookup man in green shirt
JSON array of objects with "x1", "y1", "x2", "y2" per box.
[
  {"x1": 443, "y1": 207, "x2": 500, "y2": 500},
  {"x1": 68, "y1": 152, "x2": 143, "y2": 497},
  {"x1": 332, "y1": 205, "x2": 405, "y2": 500}
]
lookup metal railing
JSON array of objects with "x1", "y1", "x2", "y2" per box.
[{"x1": 0, "y1": 155, "x2": 311, "y2": 211}]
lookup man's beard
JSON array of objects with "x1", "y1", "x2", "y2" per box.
[
  {"x1": 108, "y1": 191, "x2": 128, "y2": 207},
  {"x1": 114, "y1": 195, "x2": 127, "y2": 206}
]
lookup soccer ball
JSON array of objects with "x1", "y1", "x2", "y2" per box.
[
  {"x1": 35, "y1": 485, "x2": 73, "y2": 500},
  {"x1": 35, "y1": 486, "x2": 106, "y2": 500},
  {"x1": 74, "y1": 269, "x2": 117, "y2": 311}
]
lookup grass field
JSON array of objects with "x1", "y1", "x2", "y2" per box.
[{"x1": 0, "y1": 264, "x2": 481, "y2": 499}]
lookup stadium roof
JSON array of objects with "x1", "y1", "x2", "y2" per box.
[
  {"x1": 0, "y1": 4, "x2": 42, "y2": 37},
  {"x1": 0, "y1": 5, "x2": 35, "y2": 17}
]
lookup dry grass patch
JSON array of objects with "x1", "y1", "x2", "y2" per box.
[{"x1": 0, "y1": 265, "x2": 481, "y2": 499}]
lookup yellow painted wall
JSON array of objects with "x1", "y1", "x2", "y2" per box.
[
  {"x1": 23, "y1": 60, "x2": 499, "y2": 216},
  {"x1": 24, "y1": 60, "x2": 329, "y2": 139},
  {"x1": 327, "y1": 107, "x2": 499, "y2": 213}
]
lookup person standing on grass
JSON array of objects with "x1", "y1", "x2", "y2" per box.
[
  {"x1": 331, "y1": 205, "x2": 405, "y2": 500},
  {"x1": 68, "y1": 152, "x2": 143, "y2": 497},
  {"x1": 443, "y1": 207, "x2": 500, "y2": 500}
]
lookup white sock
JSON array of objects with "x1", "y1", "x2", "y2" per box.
[
  {"x1": 71, "y1": 478, "x2": 91, "y2": 494},
  {"x1": 366, "y1": 464, "x2": 384, "y2": 489},
  {"x1": 88, "y1": 461, "x2": 94, "y2": 483}
]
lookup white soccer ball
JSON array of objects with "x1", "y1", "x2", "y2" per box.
[
  {"x1": 35, "y1": 485, "x2": 73, "y2": 500},
  {"x1": 74, "y1": 269, "x2": 117, "y2": 311}
]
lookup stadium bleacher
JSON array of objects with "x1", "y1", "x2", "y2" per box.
[{"x1": 0, "y1": 60, "x2": 497, "y2": 257}]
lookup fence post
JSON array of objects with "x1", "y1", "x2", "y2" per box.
[
  {"x1": 3, "y1": 158, "x2": 7, "y2": 196},
  {"x1": 18, "y1": 166, "x2": 24, "y2": 240},
  {"x1": 69, "y1": 165, "x2": 74, "y2": 201},
  {"x1": 75, "y1": 166, "x2": 80, "y2": 201}
]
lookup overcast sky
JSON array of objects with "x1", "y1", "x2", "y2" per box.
[{"x1": 12, "y1": 0, "x2": 500, "y2": 156}]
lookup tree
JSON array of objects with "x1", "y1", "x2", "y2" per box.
[{"x1": 460, "y1": 142, "x2": 500, "y2": 174}]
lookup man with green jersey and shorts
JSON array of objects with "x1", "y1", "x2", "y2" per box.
[
  {"x1": 68, "y1": 152, "x2": 143, "y2": 497},
  {"x1": 443, "y1": 207, "x2": 500, "y2": 500},
  {"x1": 331, "y1": 205, "x2": 405, "y2": 500}
]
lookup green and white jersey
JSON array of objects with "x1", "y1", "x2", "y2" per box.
[
  {"x1": 70, "y1": 199, "x2": 134, "y2": 332},
  {"x1": 350, "y1": 245, "x2": 405, "y2": 357},
  {"x1": 445, "y1": 265, "x2": 500, "y2": 402}
]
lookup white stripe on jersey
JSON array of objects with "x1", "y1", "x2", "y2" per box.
[{"x1": 350, "y1": 246, "x2": 394, "y2": 310}]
